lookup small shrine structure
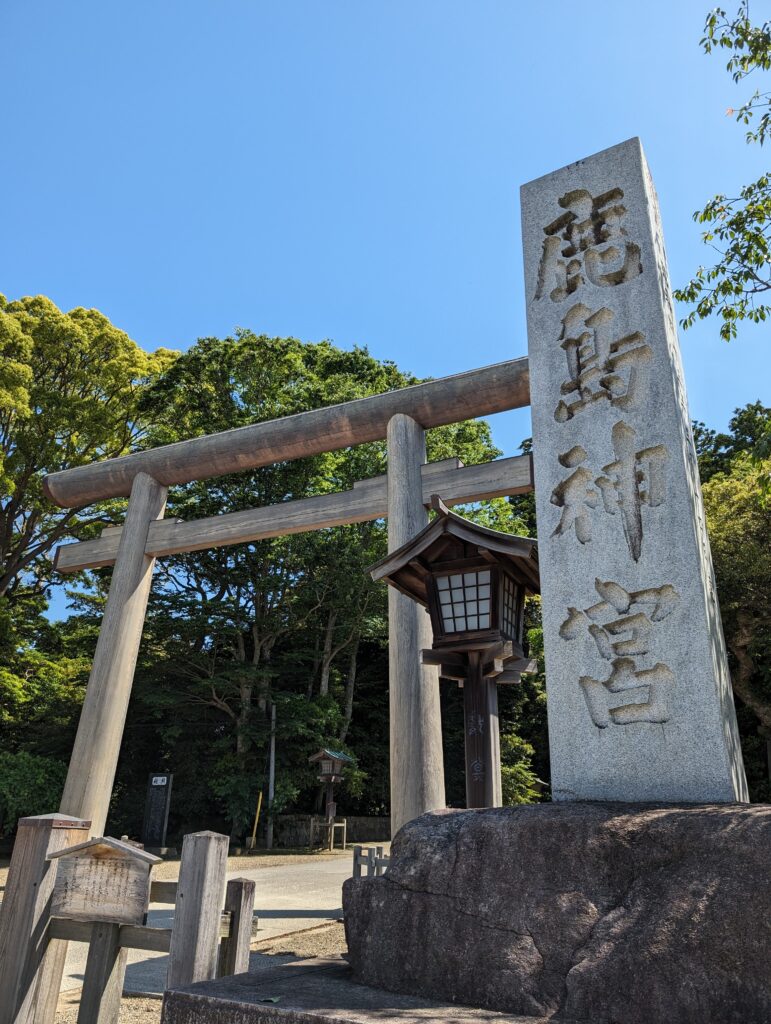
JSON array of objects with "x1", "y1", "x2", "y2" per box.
[{"x1": 309, "y1": 748, "x2": 354, "y2": 822}]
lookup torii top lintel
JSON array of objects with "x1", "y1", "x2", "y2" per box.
[{"x1": 42, "y1": 357, "x2": 530, "y2": 508}]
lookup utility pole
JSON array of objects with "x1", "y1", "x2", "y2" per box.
[{"x1": 265, "y1": 703, "x2": 276, "y2": 850}]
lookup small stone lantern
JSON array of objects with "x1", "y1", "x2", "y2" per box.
[
  {"x1": 309, "y1": 748, "x2": 354, "y2": 822},
  {"x1": 369, "y1": 496, "x2": 539, "y2": 809}
]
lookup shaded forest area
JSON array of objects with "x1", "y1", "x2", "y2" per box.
[{"x1": 0, "y1": 296, "x2": 768, "y2": 842}]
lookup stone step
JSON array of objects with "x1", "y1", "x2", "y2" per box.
[{"x1": 160, "y1": 957, "x2": 570, "y2": 1024}]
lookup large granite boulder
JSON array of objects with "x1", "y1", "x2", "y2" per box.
[{"x1": 343, "y1": 803, "x2": 770, "y2": 1024}]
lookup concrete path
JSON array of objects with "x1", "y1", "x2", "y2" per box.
[{"x1": 62, "y1": 854, "x2": 357, "y2": 995}]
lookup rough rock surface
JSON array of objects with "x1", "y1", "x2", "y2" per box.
[{"x1": 343, "y1": 803, "x2": 771, "y2": 1024}]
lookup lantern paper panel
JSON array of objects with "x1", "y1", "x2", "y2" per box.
[{"x1": 436, "y1": 569, "x2": 492, "y2": 633}]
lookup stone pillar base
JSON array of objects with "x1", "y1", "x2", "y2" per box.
[{"x1": 343, "y1": 803, "x2": 770, "y2": 1024}]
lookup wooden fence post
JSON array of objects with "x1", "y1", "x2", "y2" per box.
[
  {"x1": 76, "y1": 922, "x2": 124, "y2": 1024},
  {"x1": 167, "y1": 831, "x2": 228, "y2": 989},
  {"x1": 0, "y1": 814, "x2": 90, "y2": 1024},
  {"x1": 217, "y1": 879, "x2": 256, "y2": 978}
]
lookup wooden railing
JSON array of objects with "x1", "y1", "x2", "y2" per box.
[{"x1": 352, "y1": 845, "x2": 390, "y2": 878}]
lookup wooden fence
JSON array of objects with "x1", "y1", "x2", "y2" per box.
[
  {"x1": 0, "y1": 819, "x2": 256, "y2": 1024},
  {"x1": 352, "y1": 845, "x2": 390, "y2": 878}
]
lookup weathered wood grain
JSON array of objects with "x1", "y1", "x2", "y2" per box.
[
  {"x1": 49, "y1": 912, "x2": 242, "y2": 952},
  {"x1": 119, "y1": 924, "x2": 173, "y2": 953},
  {"x1": 58, "y1": 473, "x2": 167, "y2": 836},
  {"x1": 42, "y1": 357, "x2": 530, "y2": 508},
  {"x1": 48, "y1": 919, "x2": 94, "y2": 943},
  {"x1": 387, "y1": 415, "x2": 446, "y2": 834},
  {"x1": 76, "y1": 922, "x2": 124, "y2": 1024},
  {"x1": 50, "y1": 918, "x2": 172, "y2": 952},
  {"x1": 217, "y1": 878, "x2": 256, "y2": 977},
  {"x1": 149, "y1": 880, "x2": 178, "y2": 905},
  {"x1": 485, "y1": 680, "x2": 502, "y2": 808},
  {"x1": 53, "y1": 454, "x2": 534, "y2": 573},
  {"x1": 167, "y1": 831, "x2": 228, "y2": 989},
  {"x1": 0, "y1": 814, "x2": 90, "y2": 1024},
  {"x1": 49, "y1": 848, "x2": 153, "y2": 926}
]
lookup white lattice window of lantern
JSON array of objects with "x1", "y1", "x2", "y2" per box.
[
  {"x1": 502, "y1": 573, "x2": 520, "y2": 640},
  {"x1": 436, "y1": 569, "x2": 492, "y2": 633},
  {"x1": 321, "y1": 759, "x2": 334, "y2": 777}
]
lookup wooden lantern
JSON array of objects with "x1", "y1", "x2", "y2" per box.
[
  {"x1": 309, "y1": 748, "x2": 354, "y2": 822},
  {"x1": 369, "y1": 496, "x2": 539, "y2": 809}
]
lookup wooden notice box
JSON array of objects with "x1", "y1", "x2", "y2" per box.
[{"x1": 47, "y1": 837, "x2": 161, "y2": 925}]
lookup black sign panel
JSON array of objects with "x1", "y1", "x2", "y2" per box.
[{"x1": 142, "y1": 772, "x2": 173, "y2": 848}]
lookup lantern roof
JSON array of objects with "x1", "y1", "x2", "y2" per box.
[
  {"x1": 308, "y1": 748, "x2": 355, "y2": 765},
  {"x1": 368, "y1": 495, "x2": 539, "y2": 607},
  {"x1": 47, "y1": 836, "x2": 161, "y2": 865}
]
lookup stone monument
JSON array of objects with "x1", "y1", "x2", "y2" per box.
[
  {"x1": 339, "y1": 140, "x2": 764, "y2": 1024},
  {"x1": 522, "y1": 137, "x2": 748, "y2": 802}
]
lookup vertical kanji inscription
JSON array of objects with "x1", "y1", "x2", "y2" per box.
[{"x1": 522, "y1": 137, "x2": 748, "y2": 803}]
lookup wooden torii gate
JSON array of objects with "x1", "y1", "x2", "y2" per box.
[{"x1": 44, "y1": 356, "x2": 532, "y2": 840}]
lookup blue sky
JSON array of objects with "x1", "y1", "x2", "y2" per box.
[{"x1": 2, "y1": 0, "x2": 768, "y2": 461}]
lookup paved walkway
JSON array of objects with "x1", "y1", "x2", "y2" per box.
[{"x1": 62, "y1": 853, "x2": 358, "y2": 995}]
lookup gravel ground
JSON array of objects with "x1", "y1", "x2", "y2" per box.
[
  {"x1": 254, "y1": 921, "x2": 347, "y2": 961},
  {"x1": 55, "y1": 989, "x2": 162, "y2": 1024},
  {"x1": 54, "y1": 922, "x2": 348, "y2": 1024}
]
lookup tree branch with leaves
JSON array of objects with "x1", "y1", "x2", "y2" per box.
[{"x1": 675, "y1": 3, "x2": 771, "y2": 340}]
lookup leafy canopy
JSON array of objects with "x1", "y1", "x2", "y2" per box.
[
  {"x1": 698, "y1": 401, "x2": 771, "y2": 801},
  {"x1": 122, "y1": 331, "x2": 519, "y2": 833},
  {"x1": 0, "y1": 294, "x2": 176, "y2": 601},
  {"x1": 0, "y1": 751, "x2": 67, "y2": 837},
  {"x1": 675, "y1": 3, "x2": 771, "y2": 339}
]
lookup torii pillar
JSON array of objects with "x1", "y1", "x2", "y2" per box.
[{"x1": 387, "y1": 414, "x2": 446, "y2": 833}]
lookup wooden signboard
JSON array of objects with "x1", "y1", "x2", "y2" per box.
[
  {"x1": 48, "y1": 837, "x2": 161, "y2": 926},
  {"x1": 142, "y1": 772, "x2": 173, "y2": 848}
]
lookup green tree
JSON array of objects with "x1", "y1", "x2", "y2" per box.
[
  {"x1": 0, "y1": 315, "x2": 547, "y2": 836},
  {"x1": 703, "y1": 452, "x2": 771, "y2": 799},
  {"x1": 675, "y1": 3, "x2": 771, "y2": 341},
  {"x1": 0, "y1": 294, "x2": 176, "y2": 600},
  {"x1": 0, "y1": 296, "x2": 176, "y2": 826},
  {"x1": 693, "y1": 399, "x2": 770, "y2": 479},
  {"x1": 0, "y1": 751, "x2": 67, "y2": 836},
  {"x1": 500, "y1": 731, "x2": 542, "y2": 805},
  {"x1": 115, "y1": 332, "x2": 510, "y2": 835}
]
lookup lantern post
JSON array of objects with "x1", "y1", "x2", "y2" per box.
[
  {"x1": 369, "y1": 497, "x2": 539, "y2": 808},
  {"x1": 308, "y1": 749, "x2": 354, "y2": 822}
]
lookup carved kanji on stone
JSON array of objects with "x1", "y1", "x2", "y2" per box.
[
  {"x1": 523, "y1": 137, "x2": 748, "y2": 802},
  {"x1": 554, "y1": 303, "x2": 652, "y2": 422},
  {"x1": 560, "y1": 578, "x2": 679, "y2": 728},
  {"x1": 595, "y1": 421, "x2": 667, "y2": 561},
  {"x1": 551, "y1": 424, "x2": 667, "y2": 561},
  {"x1": 535, "y1": 188, "x2": 642, "y2": 303},
  {"x1": 550, "y1": 445, "x2": 598, "y2": 544}
]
